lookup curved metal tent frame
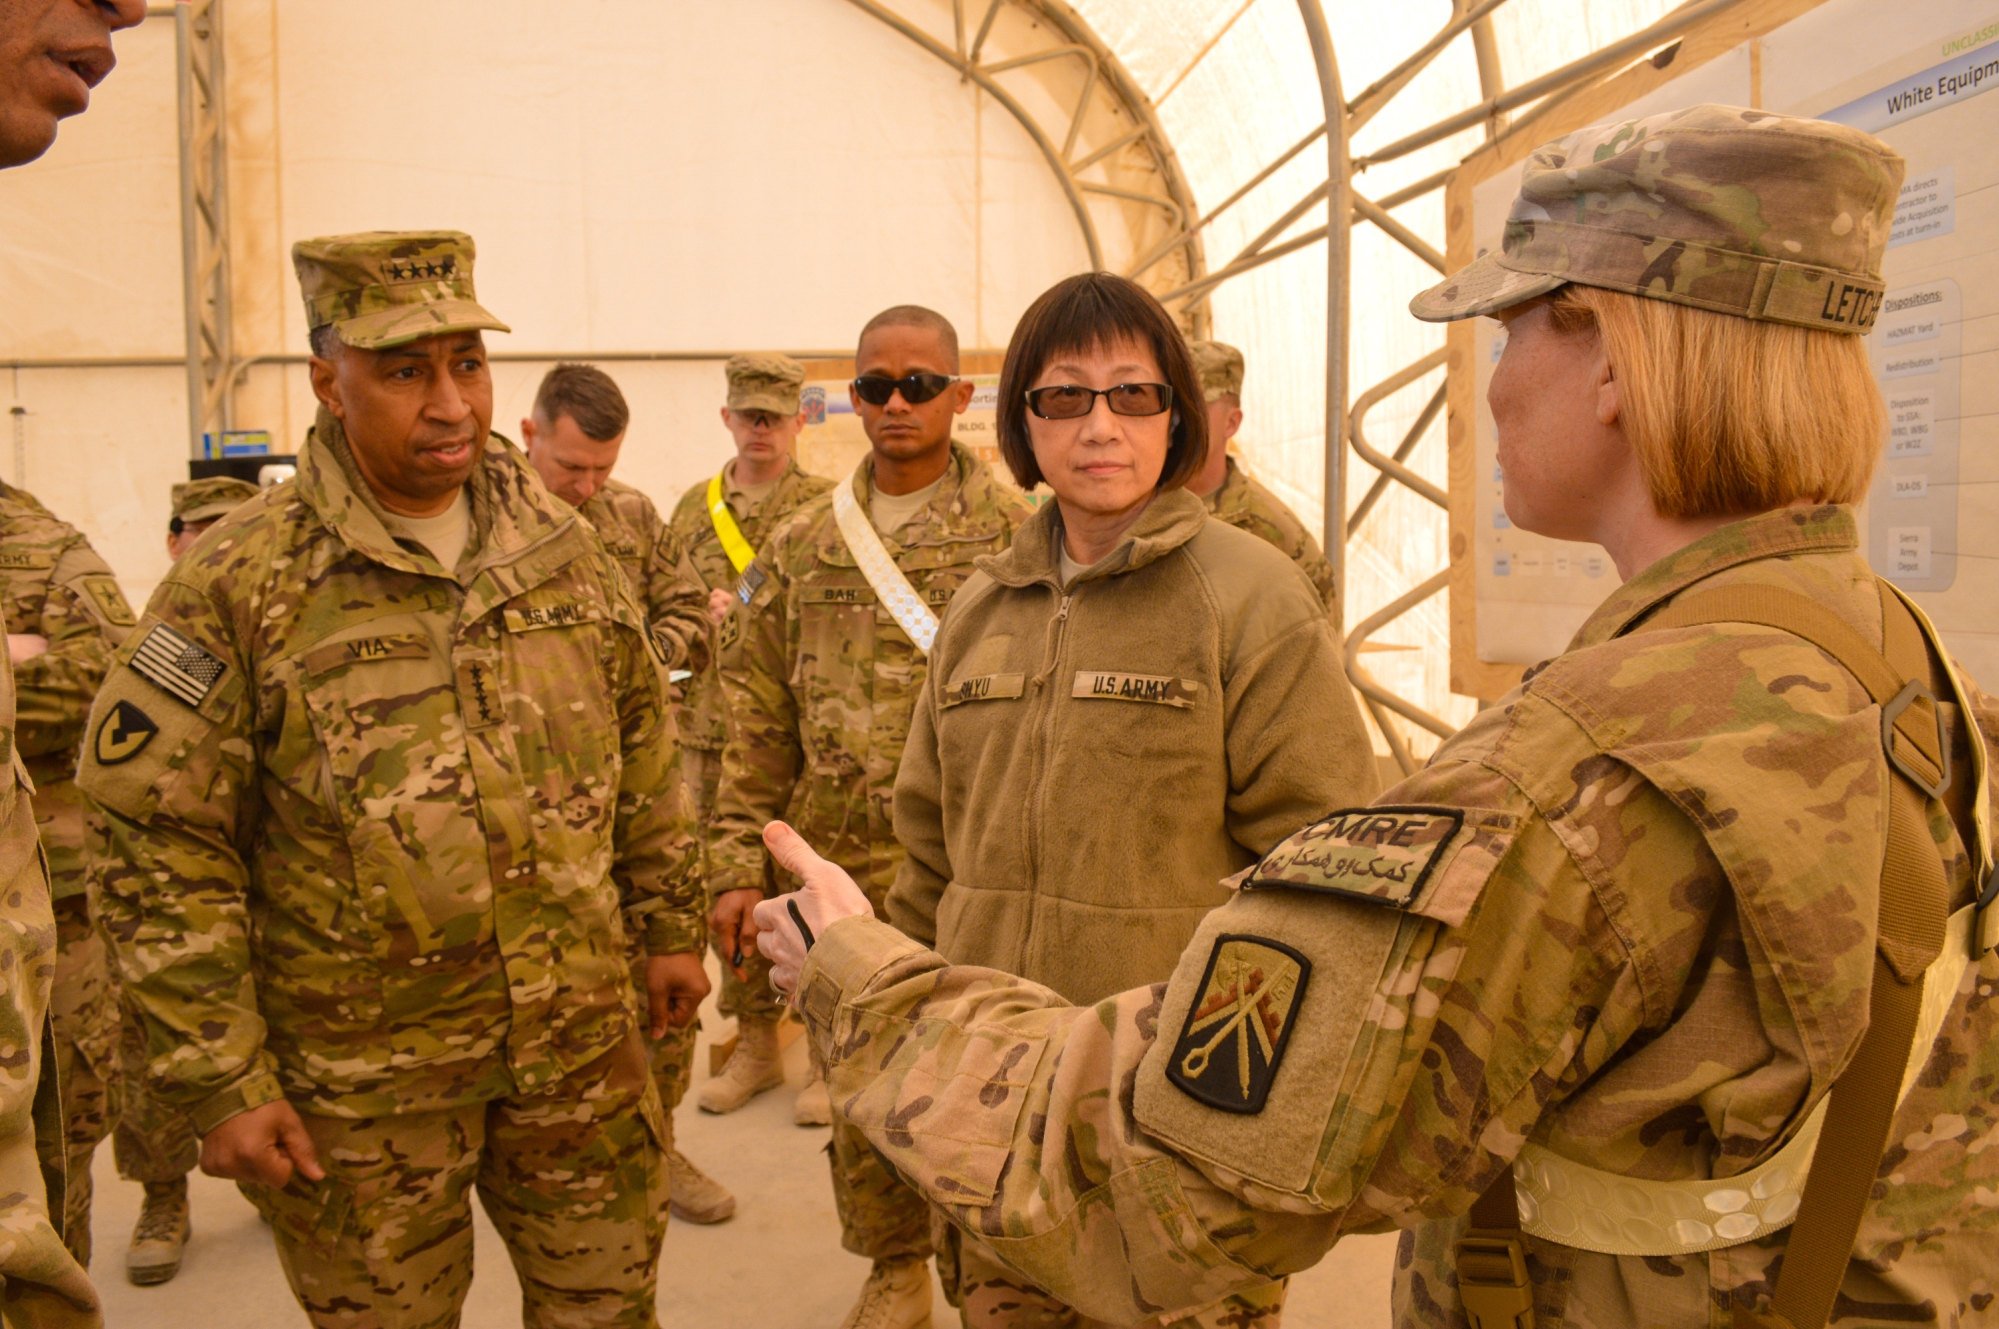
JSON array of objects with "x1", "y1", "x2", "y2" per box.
[{"x1": 167, "y1": 0, "x2": 1753, "y2": 771}]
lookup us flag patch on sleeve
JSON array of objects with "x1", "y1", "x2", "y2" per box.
[{"x1": 130, "y1": 622, "x2": 227, "y2": 707}]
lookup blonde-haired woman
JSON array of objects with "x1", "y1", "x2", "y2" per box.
[{"x1": 758, "y1": 104, "x2": 1996, "y2": 1329}]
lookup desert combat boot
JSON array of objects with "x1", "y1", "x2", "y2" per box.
[
  {"x1": 126, "y1": 1178, "x2": 191, "y2": 1285},
  {"x1": 696, "y1": 1014, "x2": 784, "y2": 1114},
  {"x1": 840, "y1": 1257, "x2": 933, "y2": 1329},
  {"x1": 668, "y1": 1149, "x2": 737, "y2": 1224}
]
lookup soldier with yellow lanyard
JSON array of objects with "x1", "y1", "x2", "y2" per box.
[
  {"x1": 666, "y1": 352, "x2": 833, "y2": 1121},
  {"x1": 754, "y1": 105, "x2": 1999, "y2": 1329}
]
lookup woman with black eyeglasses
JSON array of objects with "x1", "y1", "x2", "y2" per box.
[{"x1": 876, "y1": 271, "x2": 1378, "y2": 1327}]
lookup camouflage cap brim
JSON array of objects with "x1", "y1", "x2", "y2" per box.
[
  {"x1": 1409, "y1": 105, "x2": 1901, "y2": 333},
  {"x1": 730, "y1": 388, "x2": 801, "y2": 416},
  {"x1": 1409, "y1": 252, "x2": 1565, "y2": 323},
  {"x1": 179, "y1": 498, "x2": 249, "y2": 524},
  {"x1": 334, "y1": 297, "x2": 511, "y2": 351}
]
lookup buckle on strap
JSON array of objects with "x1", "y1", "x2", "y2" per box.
[
  {"x1": 1881, "y1": 679, "x2": 1951, "y2": 801},
  {"x1": 1454, "y1": 1232, "x2": 1536, "y2": 1329}
]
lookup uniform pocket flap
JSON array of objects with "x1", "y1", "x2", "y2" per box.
[
  {"x1": 1245, "y1": 804, "x2": 1520, "y2": 927},
  {"x1": 301, "y1": 632, "x2": 432, "y2": 678},
  {"x1": 1071, "y1": 671, "x2": 1200, "y2": 709},
  {"x1": 840, "y1": 1024, "x2": 1045, "y2": 1208},
  {"x1": 938, "y1": 672, "x2": 1025, "y2": 708}
]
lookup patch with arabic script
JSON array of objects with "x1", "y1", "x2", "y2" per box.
[
  {"x1": 1247, "y1": 805, "x2": 1465, "y2": 909},
  {"x1": 1166, "y1": 935, "x2": 1311, "y2": 1114}
]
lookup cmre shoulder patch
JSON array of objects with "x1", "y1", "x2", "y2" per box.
[
  {"x1": 93, "y1": 699, "x2": 159, "y2": 765},
  {"x1": 1166, "y1": 934, "x2": 1310, "y2": 1114},
  {"x1": 1248, "y1": 805, "x2": 1465, "y2": 909}
]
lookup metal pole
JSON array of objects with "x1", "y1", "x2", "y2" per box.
[
  {"x1": 844, "y1": 0, "x2": 1106, "y2": 268},
  {"x1": 1356, "y1": 0, "x2": 1747, "y2": 168},
  {"x1": 1297, "y1": 0, "x2": 1349, "y2": 635},
  {"x1": 1346, "y1": 0, "x2": 1514, "y2": 133},
  {"x1": 175, "y1": 0, "x2": 233, "y2": 458},
  {"x1": 174, "y1": 0, "x2": 203, "y2": 458}
]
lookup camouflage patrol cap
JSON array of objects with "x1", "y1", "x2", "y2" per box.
[
  {"x1": 1189, "y1": 340, "x2": 1244, "y2": 401},
  {"x1": 170, "y1": 476, "x2": 261, "y2": 525},
  {"x1": 292, "y1": 230, "x2": 511, "y2": 350},
  {"x1": 1412, "y1": 104, "x2": 1905, "y2": 333},
  {"x1": 725, "y1": 353, "x2": 806, "y2": 415}
]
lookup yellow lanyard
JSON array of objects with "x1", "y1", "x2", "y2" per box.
[{"x1": 705, "y1": 470, "x2": 757, "y2": 573}]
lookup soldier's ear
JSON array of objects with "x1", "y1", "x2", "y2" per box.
[
  {"x1": 308, "y1": 353, "x2": 344, "y2": 420},
  {"x1": 1594, "y1": 348, "x2": 1621, "y2": 429}
]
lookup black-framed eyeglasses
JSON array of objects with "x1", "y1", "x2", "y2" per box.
[
  {"x1": 1024, "y1": 382, "x2": 1173, "y2": 420},
  {"x1": 852, "y1": 372, "x2": 959, "y2": 406}
]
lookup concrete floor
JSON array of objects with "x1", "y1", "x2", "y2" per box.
[{"x1": 88, "y1": 976, "x2": 1397, "y2": 1328}]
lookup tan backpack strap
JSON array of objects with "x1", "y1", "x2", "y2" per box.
[
  {"x1": 1643, "y1": 581, "x2": 1949, "y2": 1329},
  {"x1": 1456, "y1": 1168, "x2": 1535, "y2": 1329},
  {"x1": 1645, "y1": 584, "x2": 1948, "y2": 801}
]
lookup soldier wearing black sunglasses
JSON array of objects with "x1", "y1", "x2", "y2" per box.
[{"x1": 708, "y1": 305, "x2": 1034, "y2": 1329}]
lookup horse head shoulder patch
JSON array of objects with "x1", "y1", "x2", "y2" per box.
[
  {"x1": 1166, "y1": 934, "x2": 1310, "y2": 1114},
  {"x1": 93, "y1": 699, "x2": 159, "y2": 766}
]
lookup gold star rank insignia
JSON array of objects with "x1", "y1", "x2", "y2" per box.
[
  {"x1": 1167, "y1": 935, "x2": 1310, "y2": 1114},
  {"x1": 93, "y1": 699, "x2": 159, "y2": 766}
]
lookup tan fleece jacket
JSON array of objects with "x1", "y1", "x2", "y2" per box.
[{"x1": 885, "y1": 488, "x2": 1379, "y2": 1005}]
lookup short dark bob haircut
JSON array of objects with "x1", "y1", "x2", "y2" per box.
[{"x1": 996, "y1": 272, "x2": 1207, "y2": 493}]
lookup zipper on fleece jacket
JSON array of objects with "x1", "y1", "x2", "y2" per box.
[{"x1": 1019, "y1": 587, "x2": 1072, "y2": 976}]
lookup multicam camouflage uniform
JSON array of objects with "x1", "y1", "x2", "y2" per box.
[
  {"x1": 713, "y1": 442, "x2": 1030, "y2": 1260},
  {"x1": 1202, "y1": 459, "x2": 1336, "y2": 617},
  {"x1": 0, "y1": 650, "x2": 101, "y2": 1325},
  {"x1": 580, "y1": 477, "x2": 711, "y2": 680},
  {"x1": 1188, "y1": 341, "x2": 1337, "y2": 616},
  {"x1": 114, "y1": 476, "x2": 261, "y2": 1195},
  {"x1": 667, "y1": 454, "x2": 830, "y2": 1015},
  {"x1": 794, "y1": 506, "x2": 1999, "y2": 1328},
  {"x1": 573, "y1": 475, "x2": 711, "y2": 1123},
  {"x1": 787, "y1": 109, "x2": 1998, "y2": 1328},
  {"x1": 1, "y1": 480, "x2": 136, "y2": 1268},
  {"x1": 79, "y1": 229, "x2": 702, "y2": 1328}
]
